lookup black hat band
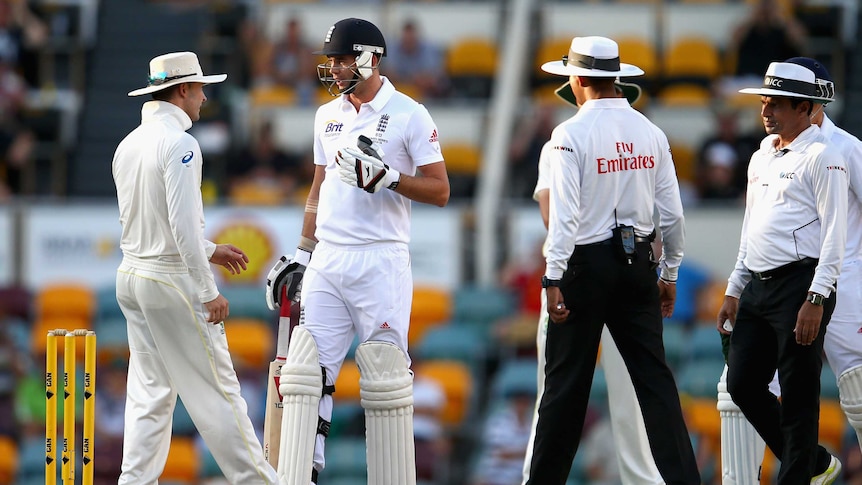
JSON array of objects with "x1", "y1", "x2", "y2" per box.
[
  {"x1": 564, "y1": 51, "x2": 621, "y2": 72},
  {"x1": 762, "y1": 75, "x2": 816, "y2": 96}
]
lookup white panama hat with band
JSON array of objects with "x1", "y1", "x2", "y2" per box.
[
  {"x1": 128, "y1": 51, "x2": 227, "y2": 97},
  {"x1": 541, "y1": 36, "x2": 644, "y2": 78},
  {"x1": 738, "y1": 61, "x2": 832, "y2": 103}
]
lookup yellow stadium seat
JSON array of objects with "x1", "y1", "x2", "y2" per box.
[
  {"x1": 683, "y1": 397, "x2": 721, "y2": 456},
  {"x1": 0, "y1": 435, "x2": 18, "y2": 485},
  {"x1": 534, "y1": 37, "x2": 573, "y2": 84},
  {"x1": 414, "y1": 360, "x2": 474, "y2": 427},
  {"x1": 162, "y1": 436, "x2": 200, "y2": 483},
  {"x1": 409, "y1": 286, "x2": 452, "y2": 347},
  {"x1": 445, "y1": 38, "x2": 498, "y2": 77},
  {"x1": 228, "y1": 179, "x2": 286, "y2": 206},
  {"x1": 657, "y1": 83, "x2": 713, "y2": 107},
  {"x1": 334, "y1": 359, "x2": 362, "y2": 403},
  {"x1": 248, "y1": 85, "x2": 296, "y2": 107},
  {"x1": 663, "y1": 37, "x2": 722, "y2": 84},
  {"x1": 819, "y1": 399, "x2": 845, "y2": 453},
  {"x1": 669, "y1": 141, "x2": 696, "y2": 183},
  {"x1": 224, "y1": 317, "x2": 273, "y2": 369},
  {"x1": 35, "y1": 283, "x2": 96, "y2": 322},
  {"x1": 617, "y1": 36, "x2": 660, "y2": 79},
  {"x1": 441, "y1": 142, "x2": 481, "y2": 177}
]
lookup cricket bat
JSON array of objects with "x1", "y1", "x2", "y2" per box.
[{"x1": 263, "y1": 286, "x2": 299, "y2": 468}]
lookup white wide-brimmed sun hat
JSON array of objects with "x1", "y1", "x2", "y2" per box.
[
  {"x1": 128, "y1": 51, "x2": 227, "y2": 97},
  {"x1": 738, "y1": 61, "x2": 832, "y2": 103},
  {"x1": 541, "y1": 36, "x2": 644, "y2": 78}
]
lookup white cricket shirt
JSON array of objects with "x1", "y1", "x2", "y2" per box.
[
  {"x1": 112, "y1": 101, "x2": 218, "y2": 302},
  {"x1": 544, "y1": 98, "x2": 685, "y2": 282},
  {"x1": 312, "y1": 77, "x2": 442, "y2": 246},
  {"x1": 821, "y1": 114, "x2": 862, "y2": 267},
  {"x1": 725, "y1": 124, "x2": 848, "y2": 298}
]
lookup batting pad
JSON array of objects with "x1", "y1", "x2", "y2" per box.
[
  {"x1": 277, "y1": 326, "x2": 322, "y2": 485},
  {"x1": 839, "y1": 365, "x2": 862, "y2": 445},
  {"x1": 717, "y1": 366, "x2": 764, "y2": 485},
  {"x1": 356, "y1": 341, "x2": 416, "y2": 485}
]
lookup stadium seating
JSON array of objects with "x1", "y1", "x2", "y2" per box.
[
  {"x1": 0, "y1": 434, "x2": 18, "y2": 485},
  {"x1": 162, "y1": 436, "x2": 200, "y2": 483},
  {"x1": 408, "y1": 285, "x2": 453, "y2": 347},
  {"x1": 489, "y1": 358, "x2": 537, "y2": 402},
  {"x1": 34, "y1": 282, "x2": 96, "y2": 322},
  {"x1": 676, "y1": 358, "x2": 725, "y2": 398},
  {"x1": 662, "y1": 36, "x2": 723, "y2": 86},
  {"x1": 334, "y1": 359, "x2": 362, "y2": 403},
  {"x1": 173, "y1": 397, "x2": 197, "y2": 437},
  {"x1": 223, "y1": 317, "x2": 274, "y2": 369},
  {"x1": 414, "y1": 323, "x2": 488, "y2": 374},
  {"x1": 318, "y1": 437, "x2": 367, "y2": 480},
  {"x1": 445, "y1": 38, "x2": 498, "y2": 98},
  {"x1": 414, "y1": 360, "x2": 474, "y2": 428},
  {"x1": 220, "y1": 286, "x2": 277, "y2": 322}
]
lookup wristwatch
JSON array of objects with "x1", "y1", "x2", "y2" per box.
[
  {"x1": 541, "y1": 276, "x2": 561, "y2": 288},
  {"x1": 806, "y1": 292, "x2": 825, "y2": 306}
]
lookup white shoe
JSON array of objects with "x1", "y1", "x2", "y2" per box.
[{"x1": 811, "y1": 455, "x2": 842, "y2": 485}]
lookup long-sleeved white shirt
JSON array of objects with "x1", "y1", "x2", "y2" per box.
[
  {"x1": 820, "y1": 114, "x2": 862, "y2": 268},
  {"x1": 544, "y1": 98, "x2": 685, "y2": 282},
  {"x1": 112, "y1": 101, "x2": 218, "y2": 302},
  {"x1": 725, "y1": 124, "x2": 848, "y2": 298}
]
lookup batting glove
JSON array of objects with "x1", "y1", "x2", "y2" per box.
[
  {"x1": 264, "y1": 248, "x2": 311, "y2": 311},
  {"x1": 336, "y1": 147, "x2": 401, "y2": 194}
]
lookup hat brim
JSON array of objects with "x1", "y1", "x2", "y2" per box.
[
  {"x1": 128, "y1": 73, "x2": 227, "y2": 97},
  {"x1": 541, "y1": 60, "x2": 644, "y2": 78},
  {"x1": 738, "y1": 87, "x2": 832, "y2": 104},
  {"x1": 554, "y1": 80, "x2": 642, "y2": 107}
]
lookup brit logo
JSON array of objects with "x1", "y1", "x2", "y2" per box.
[
  {"x1": 324, "y1": 120, "x2": 344, "y2": 135},
  {"x1": 376, "y1": 114, "x2": 390, "y2": 136},
  {"x1": 428, "y1": 129, "x2": 438, "y2": 143}
]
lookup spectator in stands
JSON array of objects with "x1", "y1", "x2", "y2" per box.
[
  {"x1": 0, "y1": 55, "x2": 36, "y2": 199},
  {"x1": 384, "y1": 19, "x2": 449, "y2": 100},
  {"x1": 720, "y1": 0, "x2": 807, "y2": 95},
  {"x1": 93, "y1": 357, "x2": 128, "y2": 481},
  {"x1": 508, "y1": 102, "x2": 556, "y2": 199},
  {"x1": 697, "y1": 142, "x2": 744, "y2": 203},
  {"x1": 696, "y1": 108, "x2": 760, "y2": 197},
  {"x1": 0, "y1": 323, "x2": 25, "y2": 440},
  {"x1": 472, "y1": 387, "x2": 536, "y2": 485},
  {"x1": 413, "y1": 376, "x2": 449, "y2": 482},
  {"x1": 225, "y1": 120, "x2": 305, "y2": 203},
  {"x1": 0, "y1": 0, "x2": 48, "y2": 88},
  {"x1": 256, "y1": 17, "x2": 318, "y2": 106}
]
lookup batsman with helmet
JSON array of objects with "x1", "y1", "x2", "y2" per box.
[{"x1": 264, "y1": 17, "x2": 450, "y2": 485}]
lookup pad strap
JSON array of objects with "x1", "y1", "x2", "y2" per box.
[{"x1": 317, "y1": 417, "x2": 331, "y2": 437}]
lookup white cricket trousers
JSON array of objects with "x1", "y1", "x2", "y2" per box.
[
  {"x1": 116, "y1": 256, "x2": 277, "y2": 485},
  {"x1": 522, "y1": 289, "x2": 663, "y2": 485}
]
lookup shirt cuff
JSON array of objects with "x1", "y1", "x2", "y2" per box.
[
  {"x1": 204, "y1": 240, "x2": 217, "y2": 261},
  {"x1": 659, "y1": 266, "x2": 678, "y2": 282}
]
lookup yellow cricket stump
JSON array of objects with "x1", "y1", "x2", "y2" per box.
[{"x1": 46, "y1": 329, "x2": 96, "y2": 485}]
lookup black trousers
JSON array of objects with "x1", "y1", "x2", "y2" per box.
[
  {"x1": 525, "y1": 242, "x2": 701, "y2": 485},
  {"x1": 727, "y1": 261, "x2": 835, "y2": 484}
]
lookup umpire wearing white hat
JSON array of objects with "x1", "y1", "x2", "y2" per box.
[
  {"x1": 523, "y1": 36, "x2": 701, "y2": 485},
  {"x1": 114, "y1": 52, "x2": 278, "y2": 484},
  {"x1": 717, "y1": 61, "x2": 848, "y2": 484}
]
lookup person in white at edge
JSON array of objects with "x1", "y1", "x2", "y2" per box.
[
  {"x1": 113, "y1": 52, "x2": 277, "y2": 484},
  {"x1": 716, "y1": 61, "x2": 847, "y2": 484},
  {"x1": 264, "y1": 18, "x2": 449, "y2": 484},
  {"x1": 523, "y1": 35, "x2": 700, "y2": 485},
  {"x1": 523, "y1": 78, "x2": 665, "y2": 485},
  {"x1": 717, "y1": 56, "x2": 860, "y2": 485}
]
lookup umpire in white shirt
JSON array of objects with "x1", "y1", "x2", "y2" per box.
[
  {"x1": 524, "y1": 36, "x2": 700, "y2": 485},
  {"x1": 717, "y1": 61, "x2": 848, "y2": 484}
]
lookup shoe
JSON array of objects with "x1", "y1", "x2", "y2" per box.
[{"x1": 811, "y1": 455, "x2": 842, "y2": 484}]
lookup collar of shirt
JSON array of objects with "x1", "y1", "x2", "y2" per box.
[
  {"x1": 771, "y1": 124, "x2": 822, "y2": 156},
  {"x1": 140, "y1": 100, "x2": 192, "y2": 132},
  {"x1": 576, "y1": 97, "x2": 630, "y2": 112},
  {"x1": 338, "y1": 76, "x2": 396, "y2": 113},
  {"x1": 819, "y1": 113, "x2": 836, "y2": 140}
]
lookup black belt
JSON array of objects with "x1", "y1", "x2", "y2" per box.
[
  {"x1": 749, "y1": 258, "x2": 818, "y2": 281},
  {"x1": 582, "y1": 236, "x2": 651, "y2": 247}
]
